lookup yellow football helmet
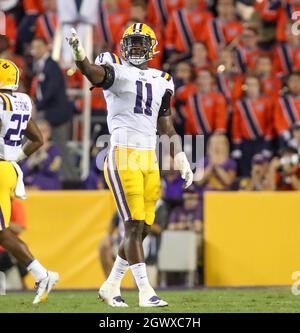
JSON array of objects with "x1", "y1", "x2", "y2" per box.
[
  {"x1": 120, "y1": 23, "x2": 158, "y2": 66},
  {"x1": 0, "y1": 59, "x2": 19, "y2": 91}
]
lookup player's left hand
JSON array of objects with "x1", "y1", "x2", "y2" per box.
[
  {"x1": 174, "y1": 152, "x2": 193, "y2": 189},
  {"x1": 66, "y1": 28, "x2": 86, "y2": 61}
]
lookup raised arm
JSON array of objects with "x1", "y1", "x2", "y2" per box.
[
  {"x1": 66, "y1": 28, "x2": 111, "y2": 87},
  {"x1": 157, "y1": 91, "x2": 193, "y2": 188}
]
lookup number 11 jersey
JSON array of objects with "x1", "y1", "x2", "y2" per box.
[
  {"x1": 0, "y1": 92, "x2": 32, "y2": 161},
  {"x1": 95, "y1": 52, "x2": 174, "y2": 150}
]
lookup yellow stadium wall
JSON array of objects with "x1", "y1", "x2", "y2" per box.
[
  {"x1": 21, "y1": 191, "x2": 135, "y2": 289},
  {"x1": 204, "y1": 192, "x2": 300, "y2": 287}
]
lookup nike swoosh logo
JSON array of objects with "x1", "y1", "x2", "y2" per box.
[{"x1": 152, "y1": 76, "x2": 159, "y2": 78}]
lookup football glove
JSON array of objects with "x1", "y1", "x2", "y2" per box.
[
  {"x1": 174, "y1": 152, "x2": 193, "y2": 189},
  {"x1": 66, "y1": 28, "x2": 86, "y2": 61}
]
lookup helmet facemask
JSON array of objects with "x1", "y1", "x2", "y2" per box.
[{"x1": 121, "y1": 34, "x2": 152, "y2": 66}]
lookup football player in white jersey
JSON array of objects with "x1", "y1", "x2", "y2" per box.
[
  {"x1": 0, "y1": 59, "x2": 59, "y2": 304},
  {"x1": 67, "y1": 23, "x2": 193, "y2": 307}
]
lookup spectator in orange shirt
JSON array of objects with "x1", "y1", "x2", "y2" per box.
[
  {"x1": 234, "y1": 27, "x2": 262, "y2": 74},
  {"x1": 273, "y1": 21, "x2": 300, "y2": 76},
  {"x1": 147, "y1": 0, "x2": 184, "y2": 33},
  {"x1": 202, "y1": 0, "x2": 243, "y2": 62},
  {"x1": 184, "y1": 69, "x2": 228, "y2": 138},
  {"x1": 174, "y1": 61, "x2": 197, "y2": 102},
  {"x1": 190, "y1": 42, "x2": 212, "y2": 75},
  {"x1": 173, "y1": 61, "x2": 197, "y2": 136},
  {"x1": 35, "y1": 0, "x2": 58, "y2": 45},
  {"x1": 165, "y1": 0, "x2": 211, "y2": 63},
  {"x1": 215, "y1": 48, "x2": 243, "y2": 102},
  {"x1": 274, "y1": 72, "x2": 300, "y2": 144},
  {"x1": 255, "y1": 55, "x2": 282, "y2": 99},
  {"x1": 257, "y1": 0, "x2": 300, "y2": 43},
  {"x1": 232, "y1": 75, "x2": 273, "y2": 176},
  {"x1": 0, "y1": 199, "x2": 28, "y2": 289},
  {"x1": 276, "y1": 0, "x2": 300, "y2": 42}
]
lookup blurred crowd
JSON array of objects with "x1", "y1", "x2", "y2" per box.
[{"x1": 2, "y1": 0, "x2": 300, "y2": 287}]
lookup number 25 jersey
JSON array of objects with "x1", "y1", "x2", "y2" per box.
[
  {"x1": 95, "y1": 52, "x2": 174, "y2": 150},
  {"x1": 0, "y1": 92, "x2": 32, "y2": 161}
]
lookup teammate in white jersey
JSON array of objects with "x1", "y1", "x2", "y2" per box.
[
  {"x1": 0, "y1": 59, "x2": 59, "y2": 304},
  {"x1": 67, "y1": 23, "x2": 193, "y2": 307}
]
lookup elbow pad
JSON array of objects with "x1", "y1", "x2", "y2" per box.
[
  {"x1": 94, "y1": 65, "x2": 115, "y2": 90},
  {"x1": 158, "y1": 90, "x2": 172, "y2": 118}
]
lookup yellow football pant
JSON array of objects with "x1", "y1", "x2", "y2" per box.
[
  {"x1": 104, "y1": 146, "x2": 160, "y2": 225},
  {"x1": 0, "y1": 161, "x2": 17, "y2": 231}
]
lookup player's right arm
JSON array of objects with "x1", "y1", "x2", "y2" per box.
[{"x1": 66, "y1": 28, "x2": 112, "y2": 87}]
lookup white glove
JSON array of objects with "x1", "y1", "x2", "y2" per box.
[
  {"x1": 66, "y1": 28, "x2": 86, "y2": 61},
  {"x1": 174, "y1": 152, "x2": 193, "y2": 189}
]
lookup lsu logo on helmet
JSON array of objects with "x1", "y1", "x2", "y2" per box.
[
  {"x1": 120, "y1": 23, "x2": 158, "y2": 66},
  {"x1": 0, "y1": 59, "x2": 20, "y2": 91}
]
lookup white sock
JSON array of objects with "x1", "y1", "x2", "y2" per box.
[
  {"x1": 130, "y1": 263, "x2": 154, "y2": 294},
  {"x1": 27, "y1": 259, "x2": 48, "y2": 281},
  {"x1": 106, "y1": 256, "x2": 129, "y2": 287}
]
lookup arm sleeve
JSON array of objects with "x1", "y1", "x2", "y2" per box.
[
  {"x1": 158, "y1": 90, "x2": 172, "y2": 118},
  {"x1": 93, "y1": 64, "x2": 115, "y2": 90}
]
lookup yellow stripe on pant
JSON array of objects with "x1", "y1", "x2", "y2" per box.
[
  {"x1": 104, "y1": 146, "x2": 160, "y2": 225},
  {"x1": 0, "y1": 161, "x2": 17, "y2": 230}
]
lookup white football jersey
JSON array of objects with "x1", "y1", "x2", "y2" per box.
[
  {"x1": 0, "y1": 92, "x2": 32, "y2": 161},
  {"x1": 95, "y1": 52, "x2": 174, "y2": 150}
]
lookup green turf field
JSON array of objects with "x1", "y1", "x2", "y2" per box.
[{"x1": 0, "y1": 288, "x2": 300, "y2": 313}]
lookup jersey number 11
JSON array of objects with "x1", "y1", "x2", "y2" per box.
[{"x1": 134, "y1": 80, "x2": 152, "y2": 116}]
